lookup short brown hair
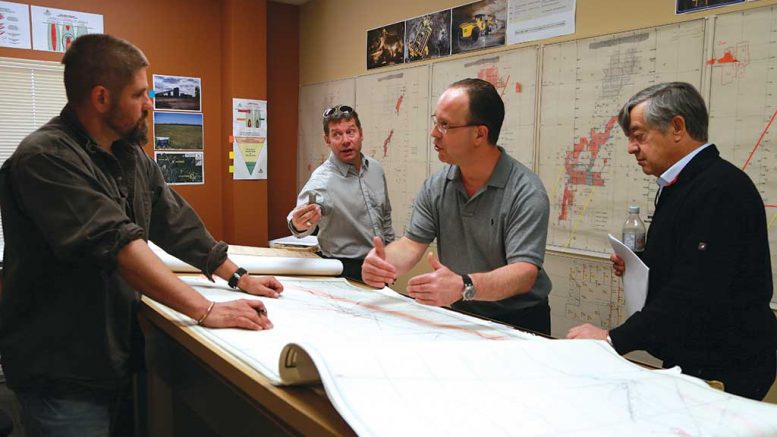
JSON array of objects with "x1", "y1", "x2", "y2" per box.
[
  {"x1": 61, "y1": 34, "x2": 149, "y2": 106},
  {"x1": 322, "y1": 105, "x2": 361, "y2": 135},
  {"x1": 448, "y1": 78, "x2": 504, "y2": 145}
]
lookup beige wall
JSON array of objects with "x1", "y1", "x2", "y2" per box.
[{"x1": 300, "y1": 0, "x2": 777, "y2": 84}]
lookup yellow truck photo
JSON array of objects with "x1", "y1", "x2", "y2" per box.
[{"x1": 458, "y1": 13, "x2": 497, "y2": 42}]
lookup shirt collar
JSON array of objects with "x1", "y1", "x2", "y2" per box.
[
  {"x1": 657, "y1": 143, "x2": 712, "y2": 188},
  {"x1": 447, "y1": 146, "x2": 509, "y2": 188},
  {"x1": 60, "y1": 104, "x2": 96, "y2": 147},
  {"x1": 328, "y1": 152, "x2": 368, "y2": 176},
  {"x1": 486, "y1": 146, "x2": 510, "y2": 188},
  {"x1": 60, "y1": 104, "x2": 134, "y2": 156}
]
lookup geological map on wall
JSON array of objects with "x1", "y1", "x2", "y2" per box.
[
  {"x1": 355, "y1": 66, "x2": 431, "y2": 235},
  {"x1": 538, "y1": 20, "x2": 706, "y2": 255},
  {"x1": 430, "y1": 46, "x2": 538, "y2": 176},
  {"x1": 707, "y1": 5, "x2": 777, "y2": 306},
  {"x1": 297, "y1": 78, "x2": 355, "y2": 191}
]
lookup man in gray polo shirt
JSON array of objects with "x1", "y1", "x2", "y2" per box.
[{"x1": 362, "y1": 78, "x2": 552, "y2": 334}]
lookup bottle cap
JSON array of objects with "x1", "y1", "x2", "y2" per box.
[{"x1": 628, "y1": 205, "x2": 640, "y2": 214}]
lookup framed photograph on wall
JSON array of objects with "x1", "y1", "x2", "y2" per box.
[
  {"x1": 404, "y1": 10, "x2": 452, "y2": 63},
  {"x1": 676, "y1": 0, "x2": 744, "y2": 14},
  {"x1": 152, "y1": 74, "x2": 202, "y2": 112},
  {"x1": 152, "y1": 111, "x2": 204, "y2": 150},
  {"x1": 155, "y1": 151, "x2": 204, "y2": 185},
  {"x1": 367, "y1": 21, "x2": 405, "y2": 69},
  {"x1": 451, "y1": 0, "x2": 506, "y2": 55}
]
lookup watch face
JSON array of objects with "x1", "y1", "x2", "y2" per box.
[{"x1": 463, "y1": 285, "x2": 476, "y2": 301}]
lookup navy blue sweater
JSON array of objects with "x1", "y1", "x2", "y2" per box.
[{"x1": 610, "y1": 145, "x2": 776, "y2": 370}]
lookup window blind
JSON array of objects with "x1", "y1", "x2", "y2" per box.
[{"x1": 0, "y1": 57, "x2": 67, "y2": 258}]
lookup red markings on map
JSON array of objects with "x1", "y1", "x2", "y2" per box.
[
  {"x1": 383, "y1": 129, "x2": 394, "y2": 157},
  {"x1": 289, "y1": 284, "x2": 509, "y2": 340},
  {"x1": 395, "y1": 94, "x2": 404, "y2": 115},
  {"x1": 711, "y1": 41, "x2": 750, "y2": 85},
  {"x1": 707, "y1": 50, "x2": 738, "y2": 65},
  {"x1": 477, "y1": 65, "x2": 510, "y2": 96},
  {"x1": 743, "y1": 109, "x2": 777, "y2": 208},
  {"x1": 515, "y1": 82, "x2": 522, "y2": 93},
  {"x1": 559, "y1": 116, "x2": 618, "y2": 221},
  {"x1": 743, "y1": 108, "x2": 777, "y2": 173}
]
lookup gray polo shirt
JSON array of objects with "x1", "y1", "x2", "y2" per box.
[
  {"x1": 288, "y1": 153, "x2": 395, "y2": 259},
  {"x1": 406, "y1": 147, "x2": 551, "y2": 318}
]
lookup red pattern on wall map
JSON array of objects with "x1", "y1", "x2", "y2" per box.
[
  {"x1": 559, "y1": 116, "x2": 618, "y2": 221},
  {"x1": 477, "y1": 65, "x2": 511, "y2": 96}
]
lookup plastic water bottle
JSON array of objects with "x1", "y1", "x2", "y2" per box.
[{"x1": 622, "y1": 205, "x2": 646, "y2": 252}]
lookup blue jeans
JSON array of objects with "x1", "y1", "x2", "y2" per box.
[{"x1": 14, "y1": 381, "x2": 133, "y2": 437}]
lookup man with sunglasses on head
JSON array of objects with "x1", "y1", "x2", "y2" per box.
[
  {"x1": 288, "y1": 105, "x2": 395, "y2": 281},
  {"x1": 362, "y1": 78, "x2": 553, "y2": 334}
]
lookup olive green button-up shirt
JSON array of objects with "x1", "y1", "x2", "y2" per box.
[{"x1": 0, "y1": 105, "x2": 226, "y2": 390}]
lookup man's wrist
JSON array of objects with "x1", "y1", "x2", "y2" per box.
[
  {"x1": 228, "y1": 267, "x2": 248, "y2": 289},
  {"x1": 196, "y1": 301, "x2": 215, "y2": 325},
  {"x1": 289, "y1": 219, "x2": 304, "y2": 233},
  {"x1": 461, "y1": 274, "x2": 476, "y2": 301},
  {"x1": 236, "y1": 272, "x2": 250, "y2": 290}
]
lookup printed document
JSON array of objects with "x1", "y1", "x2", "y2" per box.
[{"x1": 608, "y1": 234, "x2": 649, "y2": 317}]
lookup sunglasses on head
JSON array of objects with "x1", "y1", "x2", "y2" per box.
[{"x1": 323, "y1": 105, "x2": 354, "y2": 118}]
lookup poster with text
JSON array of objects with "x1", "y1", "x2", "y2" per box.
[
  {"x1": 233, "y1": 137, "x2": 267, "y2": 180},
  {"x1": 0, "y1": 1, "x2": 31, "y2": 49},
  {"x1": 232, "y1": 98, "x2": 266, "y2": 137},
  {"x1": 31, "y1": 5, "x2": 102, "y2": 52},
  {"x1": 507, "y1": 0, "x2": 576, "y2": 44},
  {"x1": 232, "y1": 98, "x2": 267, "y2": 180}
]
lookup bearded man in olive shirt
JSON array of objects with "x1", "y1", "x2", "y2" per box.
[{"x1": 0, "y1": 34, "x2": 283, "y2": 436}]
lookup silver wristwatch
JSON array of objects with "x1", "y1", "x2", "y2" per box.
[{"x1": 461, "y1": 274, "x2": 476, "y2": 301}]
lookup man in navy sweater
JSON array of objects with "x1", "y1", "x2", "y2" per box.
[{"x1": 568, "y1": 82, "x2": 776, "y2": 401}]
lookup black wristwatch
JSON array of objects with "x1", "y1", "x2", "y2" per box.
[
  {"x1": 461, "y1": 274, "x2": 476, "y2": 301},
  {"x1": 228, "y1": 267, "x2": 248, "y2": 289}
]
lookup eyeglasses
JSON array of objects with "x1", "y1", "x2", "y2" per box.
[
  {"x1": 431, "y1": 115, "x2": 481, "y2": 135},
  {"x1": 323, "y1": 105, "x2": 354, "y2": 118}
]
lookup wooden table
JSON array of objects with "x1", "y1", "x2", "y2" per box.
[{"x1": 139, "y1": 247, "x2": 354, "y2": 437}]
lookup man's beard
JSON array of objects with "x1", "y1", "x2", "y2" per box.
[
  {"x1": 123, "y1": 116, "x2": 149, "y2": 145},
  {"x1": 106, "y1": 106, "x2": 149, "y2": 146}
]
